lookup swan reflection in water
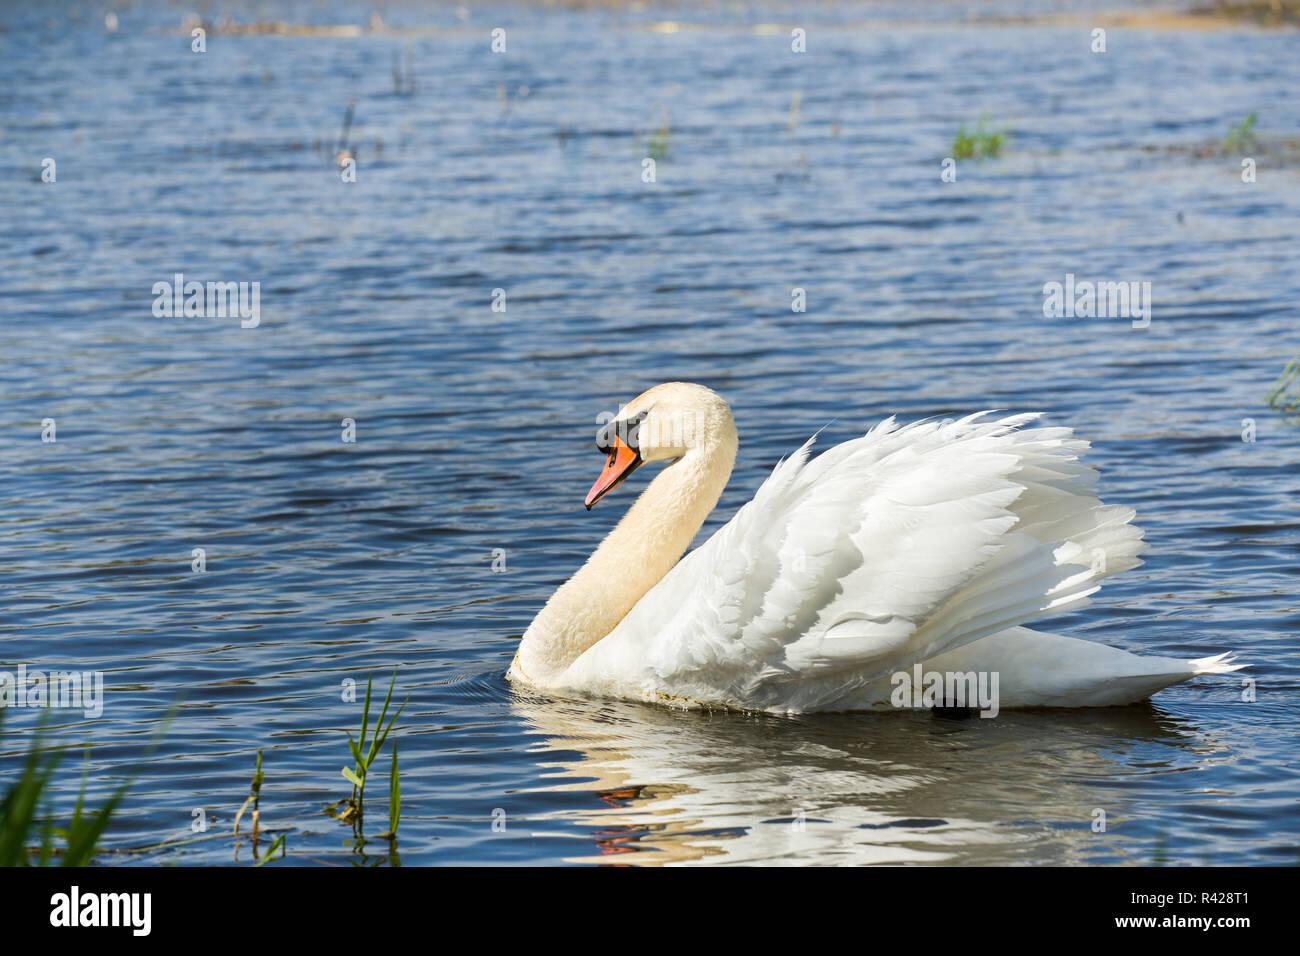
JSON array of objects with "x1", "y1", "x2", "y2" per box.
[{"x1": 508, "y1": 686, "x2": 1234, "y2": 866}]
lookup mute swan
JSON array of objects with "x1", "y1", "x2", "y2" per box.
[{"x1": 509, "y1": 383, "x2": 1241, "y2": 713}]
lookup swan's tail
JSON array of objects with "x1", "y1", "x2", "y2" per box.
[
  {"x1": 898, "y1": 628, "x2": 1248, "y2": 709},
  {"x1": 1189, "y1": 651, "x2": 1247, "y2": 676}
]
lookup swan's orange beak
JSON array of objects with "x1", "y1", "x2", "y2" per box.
[{"x1": 586, "y1": 435, "x2": 642, "y2": 510}]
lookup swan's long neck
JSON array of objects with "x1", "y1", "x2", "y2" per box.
[{"x1": 513, "y1": 427, "x2": 737, "y2": 686}]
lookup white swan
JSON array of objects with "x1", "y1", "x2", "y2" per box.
[{"x1": 509, "y1": 382, "x2": 1241, "y2": 713}]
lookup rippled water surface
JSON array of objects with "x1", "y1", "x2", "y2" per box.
[{"x1": 2, "y1": 0, "x2": 1298, "y2": 865}]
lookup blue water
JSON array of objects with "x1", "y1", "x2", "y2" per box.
[{"x1": 2, "y1": 0, "x2": 1298, "y2": 865}]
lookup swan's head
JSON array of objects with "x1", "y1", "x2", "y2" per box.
[{"x1": 586, "y1": 382, "x2": 735, "y2": 509}]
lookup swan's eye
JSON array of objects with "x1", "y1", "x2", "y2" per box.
[{"x1": 596, "y1": 411, "x2": 648, "y2": 454}]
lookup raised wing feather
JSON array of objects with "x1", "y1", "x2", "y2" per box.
[{"x1": 563, "y1": 413, "x2": 1144, "y2": 712}]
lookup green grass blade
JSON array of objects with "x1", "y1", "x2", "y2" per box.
[
  {"x1": 62, "y1": 783, "x2": 132, "y2": 866},
  {"x1": 254, "y1": 832, "x2": 285, "y2": 866},
  {"x1": 370, "y1": 696, "x2": 408, "y2": 764},
  {"x1": 0, "y1": 741, "x2": 63, "y2": 866},
  {"x1": 233, "y1": 795, "x2": 254, "y2": 834},
  {"x1": 345, "y1": 730, "x2": 364, "y2": 768},
  {"x1": 388, "y1": 740, "x2": 400, "y2": 835},
  {"x1": 357, "y1": 672, "x2": 374, "y2": 756},
  {"x1": 365, "y1": 670, "x2": 398, "y2": 766},
  {"x1": 36, "y1": 794, "x2": 55, "y2": 865}
]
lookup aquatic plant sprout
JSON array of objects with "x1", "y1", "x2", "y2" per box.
[
  {"x1": 336, "y1": 671, "x2": 406, "y2": 833},
  {"x1": 951, "y1": 115, "x2": 1007, "y2": 160},
  {"x1": 1266, "y1": 354, "x2": 1300, "y2": 419},
  {"x1": 1225, "y1": 112, "x2": 1260, "y2": 153}
]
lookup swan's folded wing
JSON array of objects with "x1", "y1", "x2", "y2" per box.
[{"x1": 563, "y1": 413, "x2": 1144, "y2": 712}]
